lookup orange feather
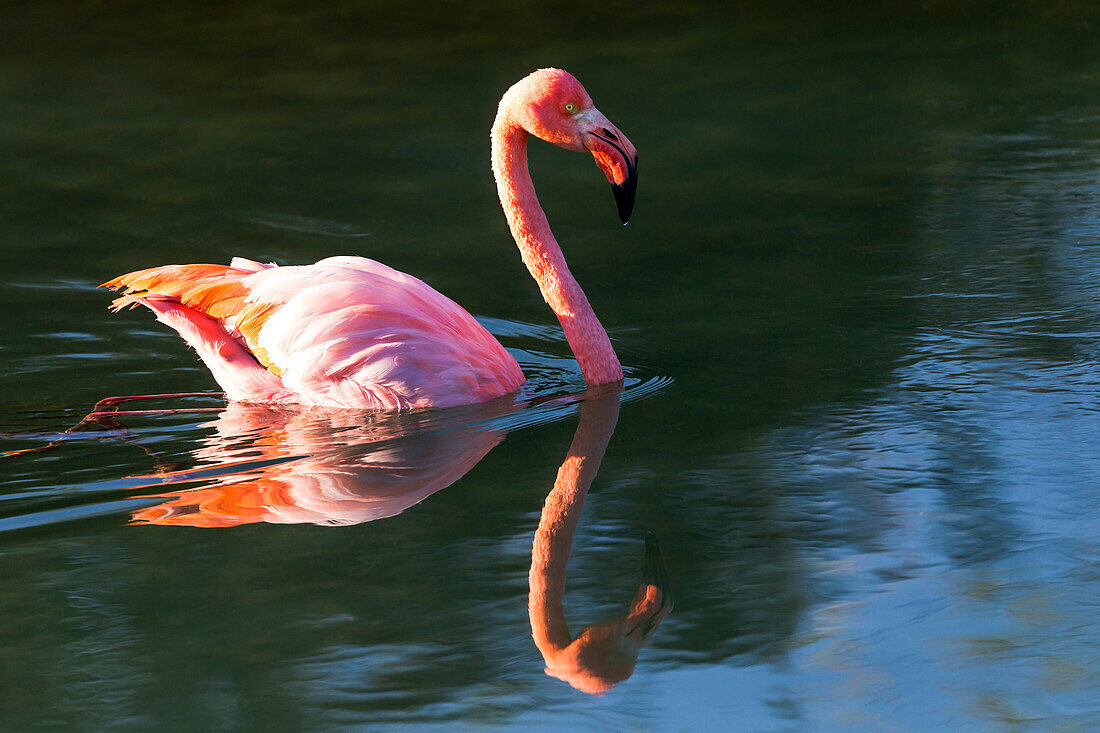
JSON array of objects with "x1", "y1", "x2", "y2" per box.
[{"x1": 102, "y1": 263, "x2": 284, "y2": 375}]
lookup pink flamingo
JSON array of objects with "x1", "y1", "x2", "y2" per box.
[{"x1": 102, "y1": 69, "x2": 638, "y2": 410}]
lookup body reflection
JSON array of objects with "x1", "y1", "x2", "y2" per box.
[
  {"x1": 132, "y1": 402, "x2": 505, "y2": 527},
  {"x1": 529, "y1": 392, "x2": 672, "y2": 694}
]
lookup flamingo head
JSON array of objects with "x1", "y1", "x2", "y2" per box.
[{"x1": 503, "y1": 68, "x2": 639, "y2": 224}]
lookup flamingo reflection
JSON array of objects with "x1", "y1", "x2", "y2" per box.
[
  {"x1": 529, "y1": 392, "x2": 673, "y2": 694},
  {"x1": 128, "y1": 390, "x2": 671, "y2": 692}
]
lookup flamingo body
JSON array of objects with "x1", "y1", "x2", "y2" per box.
[
  {"x1": 104, "y1": 69, "x2": 637, "y2": 410},
  {"x1": 106, "y1": 256, "x2": 524, "y2": 409}
]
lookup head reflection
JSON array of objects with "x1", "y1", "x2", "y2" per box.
[
  {"x1": 528, "y1": 391, "x2": 673, "y2": 695},
  {"x1": 131, "y1": 402, "x2": 505, "y2": 527}
]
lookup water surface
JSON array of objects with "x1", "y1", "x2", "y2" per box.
[{"x1": 2, "y1": 2, "x2": 1100, "y2": 730}]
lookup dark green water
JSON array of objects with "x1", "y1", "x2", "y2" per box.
[{"x1": 3, "y1": 2, "x2": 1100, "y2": 729}]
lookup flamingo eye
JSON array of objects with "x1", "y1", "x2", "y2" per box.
[{"x1": 564, "y1": 103, "x2": 576, "y2": 113}]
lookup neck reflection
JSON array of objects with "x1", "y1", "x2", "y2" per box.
[{"x1": 528, "y1": 389, "x2": 672, "y2": 695}]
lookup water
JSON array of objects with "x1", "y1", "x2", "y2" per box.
[{"x1": 3, "y1": 2, "x2": 1100, "y2": 729}]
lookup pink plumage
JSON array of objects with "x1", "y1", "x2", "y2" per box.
[
  {"x1": 107, "y1": 256, "x2": 523, "y2": 409},
  {"x1": 103, "y1": 69, "x2": 638, "y2": 410}
]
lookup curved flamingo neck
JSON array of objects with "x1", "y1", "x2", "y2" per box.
[{"x1": 491, "y1": 115, "x2": 623, "y2": 386}]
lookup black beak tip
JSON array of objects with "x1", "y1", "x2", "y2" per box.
[
  {"x1": 611, "y1": 154, "x2": 639, "y2": 225},
  {"x1": 612, "y1": 185, "x2": 634, "y2": 225}
]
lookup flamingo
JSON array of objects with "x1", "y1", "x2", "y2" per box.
[{"x1": 102, "y1": 68, "x2": 638, "y2": 410}]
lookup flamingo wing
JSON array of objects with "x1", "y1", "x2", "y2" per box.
[{"x1": 104, "y1": 256, "x2": 525, "y2": 409}]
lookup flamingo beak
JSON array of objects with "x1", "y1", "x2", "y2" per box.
[{"x1": 582, "y1": 110, "x2": 639, "y2": 225}]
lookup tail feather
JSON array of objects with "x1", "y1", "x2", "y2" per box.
[
  {"x1": 102, "y1": 264, "x2": 250, "y2": 316},
  {"x1": 104, "y1": 262, "x2": 291, "y2": 403},
  {"x1": 103, "y1": 263, "x2": 286, "y2": 378}
]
